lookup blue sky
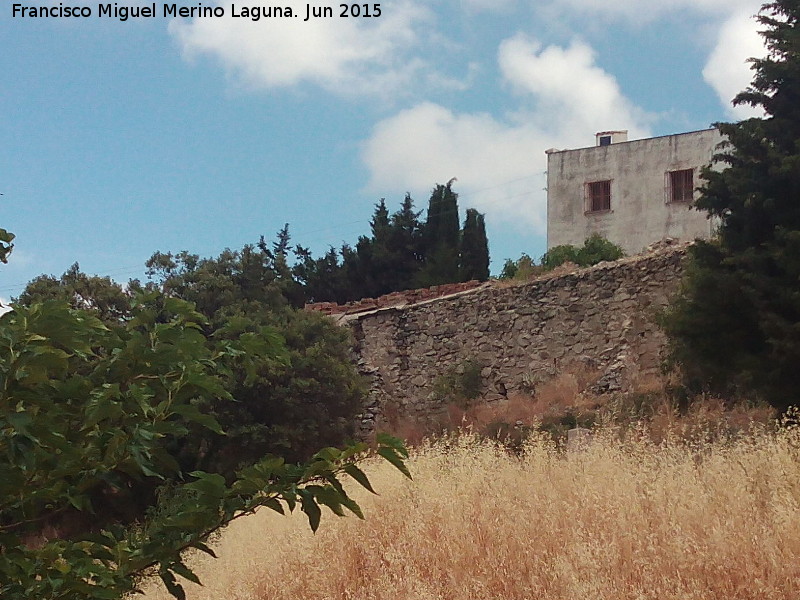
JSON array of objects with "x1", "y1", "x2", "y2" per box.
[{"x1": 0, "y1": 0, "x2": 766, "y2": 304}]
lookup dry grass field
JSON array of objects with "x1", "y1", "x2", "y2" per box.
[{"x1": 140, "y1": 419, "x2": 800, "y2": 600}]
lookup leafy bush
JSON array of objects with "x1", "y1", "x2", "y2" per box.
[
  {"x1": 498, "y1": 254, "x2": 543, "y2": 281},
  {"x1": 433, "y1": 359, "x2": 484, "y2": 408},
  {"x1": 576, "y1": 233, "x2": 625, "y2": 266},
  {"x1": 0, "y1": 297, "x2": 409, "y2": 600},
  {"x1": 18, "y1": 244, "x2": 366, "y2": 470},
  {"x1": 541, "y1": 244, "x2": 580, "y2": 270},
  {"x1": 203, "y1": 308, "x2": 365, "y2": 472},
  {"x1": 541, "y1": 234, "x2": 624, "y2": 270}
]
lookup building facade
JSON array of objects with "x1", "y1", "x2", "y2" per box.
[{"x1": 546, "y1": 128, "x2": 724, "y2": 255}]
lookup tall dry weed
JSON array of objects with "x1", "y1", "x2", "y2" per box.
[{"x1": 140, "y1": 425, "x2": 800, "y2": 600}]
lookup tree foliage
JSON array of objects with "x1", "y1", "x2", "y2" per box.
[
  {"x1": 294, "y1": 196, "x2": 426, "y2": 303},
  {"x1": 459, "y1": 208, "x2": 490, "y2": 282},
  {"x1": 417, "y1": 179, "x2": 462, "y2": 287},
  {"x1": 142, "y1": 243, "x2": 363, "y2": 467},
  {"x1": 660, "y1": 0, "x2": 800, "y2": 410},
  {"x1": 297, "y1": 181, "x2": 491, "y2": 303},
  {"x1": 0, "y1": 228, "x2": 13, "y2": 264},
  {"x1": 498, "y1": 253, "x2": 542, "y2": 281},
  {"x1": 16, "y1": 263, "x2": 134, "y2": 324},
  {"x1": 0, "y1": 297, "x2": 409, "y2": 600},
  {"x1": 17, "y1": 241, "x2": 366, "y2": 471},
  {"x1": 541, "y1": 234, "x2": 624, "y2": 270}
]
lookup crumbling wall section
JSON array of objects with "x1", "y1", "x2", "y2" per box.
[{"x1": 344, "y1": 244, "x2": 687, "y2": 433}]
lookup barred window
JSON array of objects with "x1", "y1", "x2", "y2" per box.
[{"x1": 586, "y1": 180, "x2": 611, "y2": 212}]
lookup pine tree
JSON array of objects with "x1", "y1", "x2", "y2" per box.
[
  {"x1": 460, "y1": 208, "x2": 490, "y2": 281},
  {"x1": 370, "y1": 199, "x2": 391, "y2": 240},
  {"x1": 387, "y1": 193, "x2": 425, "y2": 290},
  {"x1": 661, "y1": 0, "x2": 800, "y2": 410}
]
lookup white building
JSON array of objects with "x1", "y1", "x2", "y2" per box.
[{"x1": 546, "y1": 128, "x2": 724, "y2": 255}]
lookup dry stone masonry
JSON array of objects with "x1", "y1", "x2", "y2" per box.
[{"x1": 331, "y1": 241, "x2": 688, "y2": 434}]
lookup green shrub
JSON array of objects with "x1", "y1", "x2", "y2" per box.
[
  {"x1": 0, "y1": 298, "x2": 409, "y2": 600},
  {"x1": 576, "y1": 233, "x2": 625, "y2": 266},
  {"x1": 541, "y1": 234, "x2": 624, "y2": 271},
  {"x1": 498, "y1": 253, "x2": 544, "y2": 280},
  {"x1": 433, "y1": 359, "x2": 484, "y2": 407},
  {"x1": 541, "y1": 244, "x2": 580, "y2": 270}
]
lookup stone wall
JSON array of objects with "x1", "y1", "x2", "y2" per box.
[
  {"x1": 306, "y1": 280, "x2": 485, "y2": 316},
  {"x1": 337, "y1": 242, "x2": 688, "y2": 433}
]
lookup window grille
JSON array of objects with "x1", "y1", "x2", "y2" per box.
[
  {"x1": 586, "y1": 180, "x2": 611, "y2": 212},
  {"x1": 669, "y1": 169, "x2": 694, "y2": 203}
]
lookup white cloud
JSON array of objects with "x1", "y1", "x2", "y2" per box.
[
  {"x1": 703, "y1": 9, "x2": 768, "y2": 119},
  {"x1": 0, "y1": 298, "x2": 12, "y2": 316},
  {"x1": 169, "y1": 0, "x2": 432, "y2": 96},
  {"x1": 526, "y1": 0, "x2": 769, "y2": 119},
  {"x1": 362, "y1": 102, "x2": 551, "y2": 231},
  {"x1": 362, "y1": 35, "x2": 653, "y2": 233},
  {"x1": 497, "y1": 35, "x2": 652, "y2": 140}
]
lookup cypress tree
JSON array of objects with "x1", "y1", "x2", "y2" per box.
[
  {"x1": 437, "y1": 178, "x2": 461, "y2": 251},
  {"x1": 460, "y1": 208, "x2": 490, "y2": 281},
  {"x1": 661, "y1": 0, "x2": 800, "y2": 410},
  {"x1": 418, "y1": 178, "x2": 461, "y2": 286}
]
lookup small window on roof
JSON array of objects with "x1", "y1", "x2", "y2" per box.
[
  {"x1": 668, "y1": 169, "x2": 694, "y2": 203},
  {"x1": 598, "y1": 135, "x2": 612, "y2": 146},
  {"x1": 586, "y1": 180, "x2": 611, "y2": 212}
]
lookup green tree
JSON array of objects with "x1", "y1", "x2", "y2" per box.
[
  {"x1": 295, "y1": 196, "x2": 425, "y2": 303},
  {"x1": 1, "y1": 228, "x2": 15, "y2": 311},
  {"x1": 17, "y1": 237, "x2": 367, "y2": 471},
  {"x1": 459, "y1": 208, "x2": 490, "y2": 281},
  {"x1": 352, "y1": 199, "x2": 394, "y2": 299},
  {"x1": 417, "y1": 179, "x2": 461, "y2": 287},
  {"x1": 291, "y1": 185, "x2": 486, "y2": 301},
  {"x1": 386, "y1": 193, "x2": 425, "y2": 289},
  {"x1": 16, "y1": 263, "x2": 133, "y2": 324},
  {"x1": 661, "y1": 0, "x2": 800, "y2": 410},
  {"x1": 143, "y1": 244, "x2": 364, "y2": 467},
  {"x1": 293, "y1": 245, "x2": 350, "y2": 304},
  {"x1": 0, "y1": 298, "x2": 409, "y2": 600}
]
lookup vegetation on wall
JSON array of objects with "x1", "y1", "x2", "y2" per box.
[
  {"x1": 432, "y1": 359, "x2": 484, "y2": 409},
  {"x1": 660, "y1": 0, "x2": 800, "y2": 411},
  {"x1": 542, "y1": 234, "x2": 625, "y2": 270},
  {"x1": 500, "y1": 234, "x2": 625, "y2": 280}
]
